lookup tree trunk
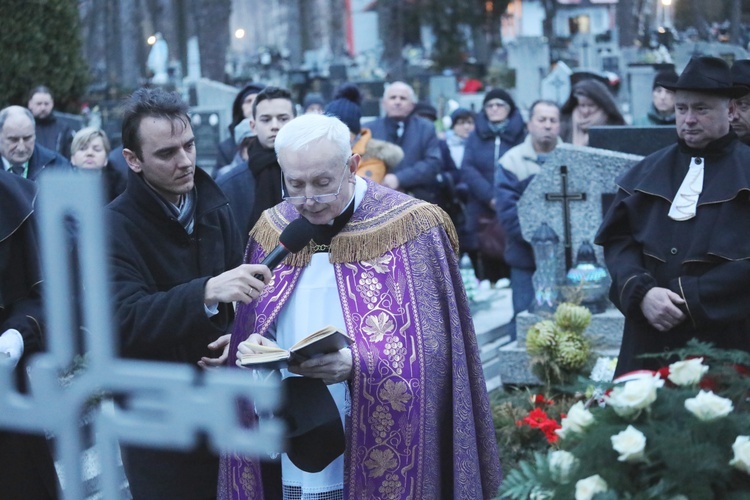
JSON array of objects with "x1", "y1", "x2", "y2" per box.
[
  {"x1": 378, "y1": 0, "x2": 405, "y2": 80},
  {"x1": 195, "y1": 0, "x2": 231, "y2": 81},
  {"x1": 729, "y1": 0, "x2": 741, "y2": 45},
  {"x1": 616, "y1": 0, "x2": 638, "y2": 47}
]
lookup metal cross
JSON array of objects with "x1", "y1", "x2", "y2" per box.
[
  {"x1": 545, "y1": 165, "x2": 587, "y2": 271},
  {"x1": 0, "y1": 172, "x2": 282, "y2": 499}
]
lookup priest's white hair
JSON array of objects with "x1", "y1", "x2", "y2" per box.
[{"x1": 274, "y1": 113, "x2": 352, "y2": 167}]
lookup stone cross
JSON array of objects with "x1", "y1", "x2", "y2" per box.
[
  {"x1": 0, "y1": 172, "x2": 282, "y2": 499},
  {"x1": 545, "y1": 165, "x2": 586, "y2": 271},
  {"x1": 518, "y1": 144, "x2": 642, "y2": 284}
]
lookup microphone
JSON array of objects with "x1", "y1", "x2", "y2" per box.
[{"x1": 255, "y1": 218, "x2": 316, "y2": 281}]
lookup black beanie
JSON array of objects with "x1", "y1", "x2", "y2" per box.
[
  {"x1": 483, "y1": 88, "x2": 516, "y2": 115},
  {"x1": 325, "y1": 83, "x2": 363, "y2": 135},
  {"x1": 654, "y1": 68, "x2": 678, "y2": 90}
]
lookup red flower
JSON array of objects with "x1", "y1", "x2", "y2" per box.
[{"x1": 518, "y1": 408, "x2": 562, "y2": 444}]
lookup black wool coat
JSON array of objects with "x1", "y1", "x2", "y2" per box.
[
  {"x1": 596, "y1": 133, "x2": 750, "y2": 376},
  {"x1": 107, "y1": 168, "x2": 243, "y2": 362}
]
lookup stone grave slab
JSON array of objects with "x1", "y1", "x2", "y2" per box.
[
  {"x1": 541, "y1": 60, "x2": 572, "y2": 106},
  {"x1": 497, "y1": 144, "x2": 642, "y2": 386},
  {"x1": 507, "y1": 37, "x2": 550, "y2": 112}
]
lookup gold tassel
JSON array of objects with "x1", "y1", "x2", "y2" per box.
[{"x1": 249, "y1": 202, "x2": 459, "y2": 267}]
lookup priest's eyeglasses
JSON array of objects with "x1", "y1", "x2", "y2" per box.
[{"x1": 282, "y1": 158, "x2": 350, "y2": 205}]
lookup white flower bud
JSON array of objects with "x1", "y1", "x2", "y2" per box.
[
  {"x1": 610, "y1": 425, "x2": 647, "y2": 462},
  {"x1": 668, "y1": 358, "x2": 708, "y2": 386},
  {"x1": 684, "y1": 390, "x2": 733, "y2": 421}
]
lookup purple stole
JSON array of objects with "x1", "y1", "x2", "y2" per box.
[{"x1": 218, "y1": 180, "x2": 501, "y2": 499}]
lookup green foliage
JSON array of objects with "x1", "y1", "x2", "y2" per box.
[
  {"x1": 0, "y1": 0, "x2": 88, "y2": 111},
  {"x1": 499, "y1": 342, "x2": 750, "y2": 499}
]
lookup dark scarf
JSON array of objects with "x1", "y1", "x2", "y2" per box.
[
  {"x1": 677, "y1": 130, "x2": 737, "y2": 159},
  {"x1": 247, "y1": 140, "x2": 282, "y2": 228}
]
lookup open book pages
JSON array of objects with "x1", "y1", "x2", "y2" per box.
[{"x1": 239, "y1": 325, "x2": 354, "y2": 369}]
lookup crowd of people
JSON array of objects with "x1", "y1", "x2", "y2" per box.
[{"x1": 2, "y1": 55, "x2": 750, "y2": 498}]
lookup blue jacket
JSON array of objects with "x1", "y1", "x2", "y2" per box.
[
  {"x1": 25, "y1": 144, "x2": 71, "y2": 180},
  {"x1": 367, "y1": 114, "x2": 442, "y2": 203},
  {"x1": 460, "y1": 109, "x2": 526, "y2": 249},
  {"x1": 216, "y1": 162, "x2": 256, "y2": 245}
]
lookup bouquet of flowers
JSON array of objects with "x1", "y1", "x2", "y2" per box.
[
  {"x1": 499, "y1": 341, "x2": 750, "y2": 499},
  {"x1": 526, "y1": 302, "x2": 593, "y2": 386}
]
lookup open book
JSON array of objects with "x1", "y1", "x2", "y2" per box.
[{"x1": 239, "y1": 325, "x2": 354, "y2": 369}]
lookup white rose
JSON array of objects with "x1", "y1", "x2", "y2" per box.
[
  {"x1": 684, "y1": 390, "x2": 734, "y2": 421},
  {"x1": 556, "y1": 401, "x2": 595, "y2": 439},
  {"x1": 668, "y1": 358, "x2": 708, "y2": 386},
  {"x1": 605, "y1": 374, "x2": 663, "y2": 418},
  {"x1": 548, "y1": 450, "x2": 579, "y2": 484},
  {"x1": 610, "y1": 425, "x2": 646, "y2": 462},
  {"x1": 575, "y1": 474, "x2": 608, "y2": 500},
  {"x1": 729, "y1": 435, "x2": 750, "y2": 474}
]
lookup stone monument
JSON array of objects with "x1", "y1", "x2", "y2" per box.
[
  {"x1": 507, "y1": 37, "x2": 551, "y2": 112},
  {"x1": 497, "y1": 144, "x2": 642, "y2": 385}
]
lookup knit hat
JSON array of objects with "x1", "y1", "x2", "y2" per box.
[
  {"x1": 303, "y1": 93, "x2": 325, "y2": 112},
  {"x1": 450, "y1": 108, "x2": 474, "y2": 128},
  {"x1": 483, "y1": 88, "x2": 516, "y2": 115},
  {"x1": 233, "y1": 118, "x2": 254, "y2": 144},
  {"x1": 653, "y1": 68, "x2": 678, "y2": 90},
  {"x1": 413, "y1": 101, "x2": 438, "y2": 122},
  {"x1": 325, "y1": 83, "x2": 362, "y2": 134}
]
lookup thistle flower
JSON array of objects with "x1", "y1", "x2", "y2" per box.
[{"x1": 553, "y1": 302, "x2": 592, "y2": 333}]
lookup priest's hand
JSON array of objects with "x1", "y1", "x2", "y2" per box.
[
  {"x1": 198, "y1": 334, "x2": 231, "y2": 369},
  {"x1": 289, "y1": 348, "x2": 353, "y2": 385},
  {"x1": 204, "y1": 264, "x2": 272, "y2": 307},
  {"x1": 236, "y1": 333, "x2": 279, "y2": 367},
  {"x1": 640, "y1": 287, "x2": 686, "y2": 332}
]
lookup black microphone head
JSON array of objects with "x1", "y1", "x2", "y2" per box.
[{"x1": 279, "y1": 217, "x2": 316, "y2": 253}]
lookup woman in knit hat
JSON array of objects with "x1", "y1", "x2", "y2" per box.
[
  {"x1": 461, "y1": 87, "x2": 526, "y2": 284},
  {"x1": 634, "y1": 68, "x2": 678, "y2": 126},
  {"x1": 325, "y1": 83, "x2": 403, "y2": 183},
  {"x1": 560, "y1": 78, "x2": 625, "y2": 145}
]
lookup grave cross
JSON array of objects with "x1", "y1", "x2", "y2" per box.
[
  {"x1": 0, "y1": 172, "x2": 282, "y2": 500},
  {"x1": 545, "y1": 165, "x2": 587, "y2": 271}
]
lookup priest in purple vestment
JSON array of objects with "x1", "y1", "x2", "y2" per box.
[{"x1": 218, "y1": 114, "x2": 501, "y2": 499}]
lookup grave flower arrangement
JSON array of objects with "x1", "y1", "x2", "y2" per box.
[{"x1": 499, "y1": 341, "x2": 750, "y2": 499}]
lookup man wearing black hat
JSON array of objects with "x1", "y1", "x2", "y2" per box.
[
  {"x1": 366, "y1": 81, "x2": 443, "y2": 203},
  {"x1": 595, "y1": 56, "x2": 750, "y2": 377},
  {"x1": 730, "y1": 59, "x2": 750, "y2": 145}
]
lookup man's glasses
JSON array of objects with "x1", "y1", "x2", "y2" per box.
[{"x1": 281, "y1": 158, "x2": 350, "y2": 205}]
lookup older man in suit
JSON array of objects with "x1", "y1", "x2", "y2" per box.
[{"x1": 366, "y1": 81, "x2": 442, "y2": 203}]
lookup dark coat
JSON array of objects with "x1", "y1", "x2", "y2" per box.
[
  {"x1": 460, "y1": 109, "x2": 526, "y2": 250},
  {"x1": 107, "y1": 168, "x2": 243, "y2": 362},
  {"x1": 367, "y1": 114, "x2": 443, "y2": 203},
  {"x1": 0, "y1": 170, "x2": 59, "y2": 499},
  {"x1": 216, "y1": 159, "x2": 256, "y2": 244},
  {"x1": 214, "y1": 83, "x2": 264, "y2": 170},
  {"x1": 25, "y1": 144, "x2": 71, "y2": 181},
  {"x1": 496, "y1": 168, "x2": 536, "y2": 270},
  {"x1": 34, "y1": 113, "x2": 74, "y2": 159},
  {"x1": 595, "y1": 133, "x2": 750, "y2": 376}
]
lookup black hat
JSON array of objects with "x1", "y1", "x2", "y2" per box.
[
  {"x1": 660, "y1": 56, "x2": 748, "y2": 98},
  {"x1": 325, "y1": 83, "x2": 362, "y2": 135},
  {"x1": 731, "y1": 60, "x2": 750, "y2": 94},
  {"x1": 413, "y1": 101, "x2": 438, "y2": 122},
  {"x1": 483, "y1": 88, "x2": 516, "y2": 115},
  {"x1": 280, "y1": 377, "x2": 345, "y2": 473},
  {"x1": 653, "y1": 68, "x2": 678, "y2": 90}
]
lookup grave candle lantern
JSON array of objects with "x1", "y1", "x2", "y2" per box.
[
  {"x1": 565, "y1": 240, "x2": 611, "y2": 314},
  {"x1": 530, "y1": 222, "x2": 560, "y2": 314}
]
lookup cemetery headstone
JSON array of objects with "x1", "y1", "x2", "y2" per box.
[
  {"x1": 189, "y1": 109, "x2": 222, "y2": 172},
  {"x1": 498, "y1": 144, "x2": 642, "y2": 385},
  {"x1": 0, "y1": 172, "x2": 282, "y2": 499},
  {"x1": 589, "y1": 125, "x2": 677, "y2": 157},
  {"x1": 541, "y1": 61, "x2": 572, "y2": 106},
  {"x1": 507, "y1": 37, "x2": 550, "y2": 112}
]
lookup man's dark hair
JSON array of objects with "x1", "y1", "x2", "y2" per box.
[
  {"x1": 529, "y1": 99, "x2": 560, "y2": 118},
  {"x1": 28, "y1": 85, "x2": 53, "y2": 101},
  {"x1": 121, "y1": 87, "x2": 190, "y2": 160},
  {"x1": 251, "y1": 86, "x2": 294, "y2": 118}
]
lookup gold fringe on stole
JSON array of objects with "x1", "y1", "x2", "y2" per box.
[{"x1": 249, "y1": 202, "x2": 459, "y2": 267}]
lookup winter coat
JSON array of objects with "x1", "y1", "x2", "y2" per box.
[
  {"x1": 460, "y1": 109, "x2": 526, "y2": 250},
  {"x1": 107, "y1": 168, "x2": 243, "y2": 362},
  {"x1": 367, "y1": 114, "x2": 443, "y2": 203}
]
